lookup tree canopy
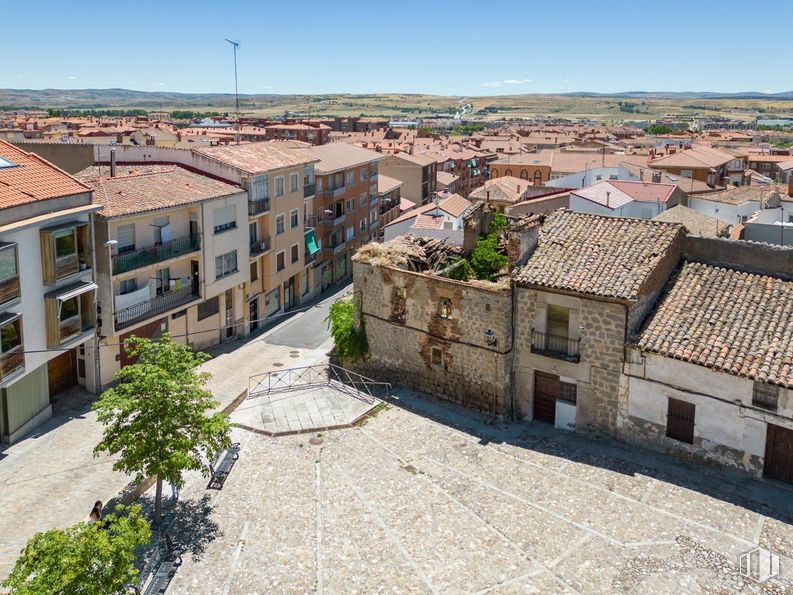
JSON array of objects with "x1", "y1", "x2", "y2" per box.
[
  {"x1": 2, "y1": 505, "x2": 150, "y2": 595},
  {"x1": 93, "y1": 334, "x2": 231, "y2": 522}
]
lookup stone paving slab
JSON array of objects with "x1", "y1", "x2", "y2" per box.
[
  {"x1": 160, "y1": 390, "x2": 793, "y2": 593},
  {"x1": 233, "y1": 385, "x2": 378, "y2": 435}
]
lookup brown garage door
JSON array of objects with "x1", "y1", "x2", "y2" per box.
[
  {"x1": 47, "y1": 350, "x2": 77, "y2": 397},
  {"x1": 533, "y1": 371, "x2": 559, "y2": 424},
  {"x1": 119, "y1": 318, "x2": 166, "y2": 368},
  {"x1": 764, "y1": 423, "x2": 793, "y2": 484}
]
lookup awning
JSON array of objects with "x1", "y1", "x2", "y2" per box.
[
  {"x1": 46, "y1": 281, "x2": 98, "y2": 302},
  {"x1": 304, "y1": 229, "x2": 320, "y2": 256}
]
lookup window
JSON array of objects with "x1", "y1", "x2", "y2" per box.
[
  {"x1": 155, "y1": 267, "x2": 170, "y2": 294},
  {"x1": 346, "y1": 198, "x2": 354, "y2": 213},
  {"x1": 60, "y1": 296, "x2": 80, "y2": 323},
  {"x1": 291, "y1": 244, "x2": 299, "y2": 263},
  {"x1": 360, "y1": 168, "x2": 367, "y2": 182},
  {"x1": 0, "y1": 244, "x2": 19, "y2": 302},
  {"x1": 214, "y1": 206, "x2": 236, "y2": 234},
  {"x1": 1, "y1": 316, "x2": 22, "y2": 355},
  {"x1": 443, "y1": 221, "x2": 453, "y2": 230},
  {"x1": 116, "y1": 224, "x2": 135, "y2": 253},
  {"x1": 290, "y1": 209, "x2": 299, "y2": 229},
  {"x1": 215, "y1": 250, "x2": 238, "y2": 279},
  {"x1": 391, "y1": 287, "x2": 407, "y2": 323},
  {"x1": 431, "y1": 346, "x2": 443, "y2": 366},
  {"x1": 119, "y1": 278, "x2": 138, "y2": 295},
  {"x1": 439, "y1": 298, "x2": 452, "y2": 319},
  {"x1": 753, "y1": 382, "x2": 779, "y2": 411},
  {"x1": 346, "y1": 226, "x2": 355, "y2": 241},
  {"x1": 275, "y1": 176, "x2": 284, "y2": 197},
  {"x1": 276, "y1": 214, "x2": 285, "y2": 235},
  {"x1": 251, "y1": 175, "x2": 269, "y2": 200},
  {"x1": 303, "y1": 164, "x2": 315, "y2": 186},
  {"x1": 264, "y1": 287, "x2": 280, "y2": 316},
  {"x1": 370, "y1": 210, "x2": 376, "y2": 224},
  {"x1": 666, "y1": 397, "x2": 695, "y2": 444},
  {"x1": 546, "y1": 305, "x2": 570, "y2": 339},
  {"x1": 359, "y1": 219, "x2": 367, "y2": 232},
  {"x1": 347, "y1": 171, "x2": 355, "y2": 186},
  {"x1": 250, "y1": 261, "x2": 258, "y2": 282},
  {"x1": 560, "y1": 382, "x2": 577, "y2": 404},
  {"x1": 276, "y1": 251, "x2": 285, "y2": 271},
  {"x1": 197, "y1": 296, "x2": 219, "y2": 320},
  {"x1": 289, "y1": 172, "x2": 298, "y2": 193},
  {"x1": 360, "y1": 193, "x2": 366, "y2": 207},
  {"x1": 54, "y1": 229, "x2": 76, "y2": 259}
]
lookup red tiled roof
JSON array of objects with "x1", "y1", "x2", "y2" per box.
[
  {"x1": 0, "y1": 139, "x2": 90, "y2": 210},
  {"x1": 85, "y1": 166, "x2": 243, "y2": 218},
  {"x1": 637, "y1": 262, "x2": 793, "y2": 388},
  {"x1": 194, "y1": 141, "x2": 317, "y2": 175}
]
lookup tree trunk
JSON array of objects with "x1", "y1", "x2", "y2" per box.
[{"x1": 154, "y1": 475, "x2": 162, "y2": 525}]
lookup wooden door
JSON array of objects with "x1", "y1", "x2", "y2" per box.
[
  {"x1": 764, "y1": 423, "x2": 793, "y2": 484},
  {"x1": 533, "y1": 371, "x2": 559, "y2": 424},
  {"x1": 48, "y1": 350, "x2": 77, "y2": 397},
  {"x1": 666, "y1": 398, "x2": 695, "y2": 444}
]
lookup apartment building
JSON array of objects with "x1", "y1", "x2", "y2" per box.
[
  {"x1": 0, "y1": 140, "x2": 101, "y2": 443},
  {"x1": 264, "y1": 123, "x2": 330, "y2": 145},
  {"x1": 191, "y1": 143, "x2": 320, "y2": 321},
  {"x1": 377, "y1": 151, "x2": 436, "y2": 205},
  {"x1": 377, "y1": 174, "x2": 404, "y2": 232},
  {"x1": 77, "y1": 165, "x2": 248, "y2": 386},
  {"x1": 301, "y1": 144, "x2": 383, "y2": 293}
]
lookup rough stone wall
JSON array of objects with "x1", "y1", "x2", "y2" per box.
[
  {"x1": 683, "y1": 235, "x2": 793, "y2": 281},
  {"x1": 628, "y1": 230, "x2": 684, "y2": 333},
  {"x1": 512, "y1": 286, "x2": 626, "y2": 434},
  {"x1": 352, "y1": 260, "x2": 513, "y2": 417}
]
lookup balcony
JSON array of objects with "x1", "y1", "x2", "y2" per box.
[
  {"x1": 322, "y1": 186, "x2": 346, "y2": 198},
  {"x1": 250, "y1": 236, "x2": 272, "y2": 257},
  {"x1": 324, "y1": 242, "x2": 346, "y2": 256},
  {"x1": 0, "y1": 348, "x2": 23, "y2": 380},
  {"x1": 112, "y1": 235, "x2": 200, "y2": 275},
  {"x1": 248, "y1": 198, "x2": 271, "y2": 216},
  {"x1": 0, "y1": 276, "x2": 20, "y2": 307},
  {"x1": 369, "y1": 173, "x2": 378, "y2": 182},
  {"x1": 303, "y1": 183, "x2": 316, "y2": 198},
  {"x1": 530, "y1": 330, "x2": 580, "y2": 363},
  {"x1": 370, "y1": 195, "x2": 379, "y2": 207},
  {"x1": 115, "y1": 286, "x2": 200, "y2": 331}
]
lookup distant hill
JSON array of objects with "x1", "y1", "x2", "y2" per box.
[{"x1": 2, "y1": 88, "x2": 792, "y2": 111}]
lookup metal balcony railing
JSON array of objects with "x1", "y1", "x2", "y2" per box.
[
  {"x1": 114, "y1": 286, "x2": 200, "y2": 331},
  {"x1": 250, "y1": 237, "x2": 272, "y2": 257},
  {"x1": 248, "y1": 199, "x2": 271, "y2": 216},
  {"x1": 113, "y1": 235, "x2": 200, "y2": 275},
  {"x1": 324, "y1": 242, "x2": 346, "y2": 256},
  {"x1": 322, "y1": 186, "x2": 346, "y2": 198},
  {"x1": 530, "y1": 330, "x2": 580, "y2": 363},
  {"x1": 303, "y1": 183, "x2": 316, "y2": 198}
]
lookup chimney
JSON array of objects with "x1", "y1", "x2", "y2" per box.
[
  {"x1": 652, "y1": 170, "x2": 661, "y2": 183},
  {"x1": 606, "y1": 191, "x2": 610, "y2": 208},
  {"x1": 110, "y1": 148, "x2": 116, "y2": 178}
]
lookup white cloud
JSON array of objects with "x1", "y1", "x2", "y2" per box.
[
  {"x1": 154, "y1": 82, "x2": 167, "y2": 87},
  {"x1": 481, "y1": 78, "x2": 532, "y2": 88},
  {"x1": 68, "y1": 76, "x2": 76, "y2": 80},
  {"x1": 763, "y1": 89, "x2": 774, "y2": 94},
  {"x1": 261, "y1": 84, "x2": 272, "y2": 89}
]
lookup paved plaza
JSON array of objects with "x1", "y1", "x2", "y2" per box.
[{"x1": 158, "y1": 390, "x2": 793, "y2": 594}]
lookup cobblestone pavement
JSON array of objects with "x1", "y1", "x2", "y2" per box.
[{"x1": 164, "y1": 389, "x2": 793, "y2": 594}]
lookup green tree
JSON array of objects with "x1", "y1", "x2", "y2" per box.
[
  {"x1": 93, "y1": 334, "x2": 230, "y2": 523},
  {"x1": 327, "y1": 298, "x2": 368, "y2": 360},
  {"x1": 3, "y1": 505, "x2": 150, "y2": 594}
]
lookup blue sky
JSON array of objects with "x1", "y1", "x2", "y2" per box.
[{"x1": 4, "y1": 0, "x2": 791, "y2": 96}]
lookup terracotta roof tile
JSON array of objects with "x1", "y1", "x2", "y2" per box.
[
  {"x1": 0, "y1": 139, "x2": 89, "y2": 210},
  {"x1": 84, "y1": 166, "x2": 243, "y2": 218},
  {"x1": 636, "y1": 262, "x2": 793, "y2": 388},
  {"x1": 514, "y1": 210, "x2": 684, "y2": 300},
  {"x1": 194, "y1": 141, "x2": 317, "y2": 175}
]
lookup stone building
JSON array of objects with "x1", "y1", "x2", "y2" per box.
[{"x1": 349, "y1": 207, "x2": 793, "y2": 483}]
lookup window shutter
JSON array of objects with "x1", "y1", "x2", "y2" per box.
[
  {"x1": 214, "y1": 206, "x2": 235, "y2": 228},
  {"x1": 117, "y1": 224, "x2": 135, "y2": 250}
]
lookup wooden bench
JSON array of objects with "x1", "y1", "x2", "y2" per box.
[{"x1": 207, "y1": 442, "x2": 241, "y2": 490}]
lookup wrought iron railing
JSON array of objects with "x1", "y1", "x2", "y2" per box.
[
  {"x1": 248, "y1": 363, "x2": 391, "y2": 404},
  {"x1": 113, "y1": 235, "x2": 200, "y2": 275},
  {"x1": 250, "y1": 237, "x2": 271, "y2": 257},
  {"x1": 530, "y1": 330, "x2": 580, "y2": 363},
  {"x1": 248, "y1": 199, "x2": 271, "y2": 216},
  {"x1": 114, "y1": 286, "x2": 199, "y2": 331}
]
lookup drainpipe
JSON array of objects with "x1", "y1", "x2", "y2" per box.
[{"x1": 89, "y1": 212, "x2": 101, "y2": 395}]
